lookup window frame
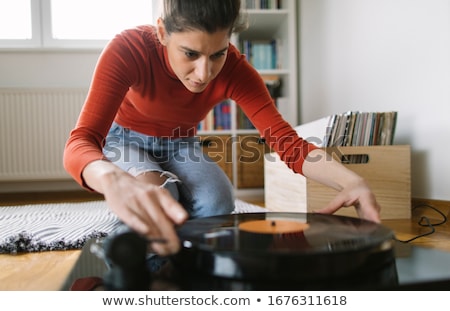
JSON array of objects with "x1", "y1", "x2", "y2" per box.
[
  {"x1": 0, "y1": 0, "x2": 42, "y2": 48},
  {"x1": 0, "y1": 0, "x2": 159, "y2": 50}
]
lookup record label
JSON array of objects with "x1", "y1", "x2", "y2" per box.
[{"x1": 238, "y1": 219, "x2": 310, "y2": 234}]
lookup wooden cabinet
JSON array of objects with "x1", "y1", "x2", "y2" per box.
[
  {"x1": 199, "y1": 134, "x2": 233, "y2": 182},
  {"x1": 200, "y1": 134, "x2": 270, "y2": 192},
  {"x1": 236, "y1": 135, "x2": 269, "y2": 189}
]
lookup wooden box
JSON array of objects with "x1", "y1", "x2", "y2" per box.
[{"x1": 264, "y1": 145, "x2": 411, "y2": 219}]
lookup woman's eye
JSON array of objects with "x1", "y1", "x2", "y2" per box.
[
  {"x1": 185, "y1": 51, "x2": 198, "y2": 58},
  {"x1": 211, "y1": 52, "x2": 225, "y2": 60}
]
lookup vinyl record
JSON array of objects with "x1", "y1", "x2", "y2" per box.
[{"x1": 173, "y1": 212, "x2": 396, "y2": 287}]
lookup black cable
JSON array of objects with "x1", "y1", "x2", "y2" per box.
[
  {"x1": 413, "y1": 203, "x2": 448, "y2": 226},
  {"x1": 395, "y1": 203, "x2": 448, "y2": 244},
  {"x1": 395, "y1": 216, "x2": 435, "y2": 243}
]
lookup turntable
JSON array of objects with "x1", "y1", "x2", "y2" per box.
[{"x1": 62, "y1": 212, "x2": 450, "y2": 291}]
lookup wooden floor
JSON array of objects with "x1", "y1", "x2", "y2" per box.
[{"x1": 0, "y1": 192, "x2": 449, "y2": 291}]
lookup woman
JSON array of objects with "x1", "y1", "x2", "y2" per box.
[{"x1": 63, "y1": 0, "x2": 380, "y2": 257}]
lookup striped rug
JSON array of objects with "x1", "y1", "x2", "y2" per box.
[{"x1": 0, "y1": 199, "x2": 265, "y2": 253}]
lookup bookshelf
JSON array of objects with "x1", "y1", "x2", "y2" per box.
[{"x1": 198, "y1": 0, "x2": 298, "y2": 201}]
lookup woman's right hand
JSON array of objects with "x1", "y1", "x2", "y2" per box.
[{"x1": 82, "y1": 160, "x2": 189, "y2": 256}]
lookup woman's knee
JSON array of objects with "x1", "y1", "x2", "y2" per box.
[
  {"x1": 190, "y1": 177, "x2": 235, "y2": 218},
  {"x1": 135, "y1": 170, "x2": 180, "y2": 201}
]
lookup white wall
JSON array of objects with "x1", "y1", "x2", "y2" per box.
[
  {"x1": 0, "y1": 51, "x2": 100, "y2": 88},
  {"x1": 299, "y1": 0, "x2": 450, "y2": 201},
  {"x1": 0, "y1": 51, "x2": 101, "y2": 192}
]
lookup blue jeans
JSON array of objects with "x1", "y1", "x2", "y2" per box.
[{"x1": 103, "y1": 122, "x2": 235, "y2": 219}]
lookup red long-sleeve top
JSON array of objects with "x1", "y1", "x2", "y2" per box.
[{"x1": 63, "y1": 25, "x2": 317, "y2": 189}]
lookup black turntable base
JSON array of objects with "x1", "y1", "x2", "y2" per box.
[{"x1": 61, "y1": 212, "x2": 450, "y2": 291}]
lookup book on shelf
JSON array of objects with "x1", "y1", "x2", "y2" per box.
[
  {"x1": 262, "y1": 74, "x2": 282, "y2": 98},
  {"x1": 295, "y1": 111, "x2": 398, "y2": 148},
  {"x1": 199, "y1": 75, "x2": 282, "y2": 132},
  {"x1": 236, "y1": 75, "x2": 282, "y2": 130},
  {"x1": 244, "y1": 0, "x2": 282, "y2": 9},
  {"x1": 241, "y1": 39, "x2": 281, "y2": 70},
  {"x1": 237, "y1": 106, "x2": 256, "y2": 130},
  {"x1": 198, "y1": 99, "x2": 232, "y2": 131}
]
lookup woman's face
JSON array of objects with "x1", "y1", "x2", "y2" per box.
[{"x1": 157, "y1": 19, "x2": 230, "y2": 93}]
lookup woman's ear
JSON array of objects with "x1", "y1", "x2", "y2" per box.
[{"x1": 156, "y1": 18, "x2": 168, "y2": 46}]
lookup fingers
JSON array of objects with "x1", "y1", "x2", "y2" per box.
[
  {"x1": 141, "y1": 187, "x2": 188, "y2": 255},
  {"x1": 157, "y1": 187, "x2": 189, "y2": 225},
  {"x1": 354, "y1": 197, "x2": 381, "y2": 224},
  {"x1": 135, "y1": 188, "x2": 187, "y2": 255},
  {"x1": 314, "y1": 193, "x2": 346, "y2": 215},
  {"x1": 314, "y1": 189, "x2": 381, "y2": 224},
  {"x1": 105, "y1": 185, "x2": 187, "y2": 256}
]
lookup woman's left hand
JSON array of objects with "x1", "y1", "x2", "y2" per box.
[{"x1": 314, "y1": 178, "x2": 381, "y2": 223}]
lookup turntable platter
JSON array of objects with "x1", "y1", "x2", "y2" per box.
[{"x1": 172, "y1": 212, "x2": 397, "y2": 289}]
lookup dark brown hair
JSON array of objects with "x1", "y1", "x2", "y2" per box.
[{"x1": 160, "y1": 0, "x2": 248, "y2": 35}]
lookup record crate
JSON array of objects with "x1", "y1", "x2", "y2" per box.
[{"x1": 264, "y1": 145, "x2": 411, "y2": 219}]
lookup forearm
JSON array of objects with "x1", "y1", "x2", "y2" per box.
[
  {"x1": 81, "y1": 159, "x2": 130, "y2": 195},
  {"x1": 301, "y1": 149, "x2": 365, "y2": 191},
  {"x1": 301, "y1": 148, "x2": 380, "y2": 223}
]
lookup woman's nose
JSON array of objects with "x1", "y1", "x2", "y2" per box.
[{"x1": 195, "y1": 57, "x2": 211, "y2": 82}]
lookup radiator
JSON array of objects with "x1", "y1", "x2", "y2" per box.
[{"x1": 0, "y1": 88, "x2": 88, "y2": 181}]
